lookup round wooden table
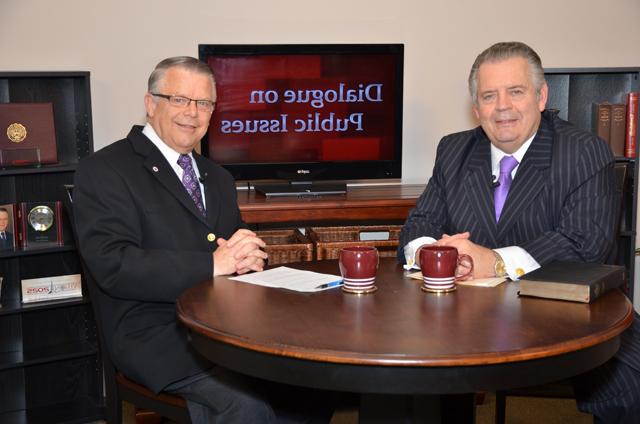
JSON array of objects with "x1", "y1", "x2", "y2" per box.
[{"x1": 177, "y1": 258, "x2": 633, "y2": 422}]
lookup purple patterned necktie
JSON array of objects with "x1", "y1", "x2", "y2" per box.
[
  {"x1": 494, "y1": 155, "x2": 519, "y2": 222},
  {"x1": 177, "y1": 154, "x2": 205, "y2": 215}
]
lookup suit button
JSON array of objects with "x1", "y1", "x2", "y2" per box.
[{"x1": 207, "y1": 233, "x2": 216, "y2": 242}]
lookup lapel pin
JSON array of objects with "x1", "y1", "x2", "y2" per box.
[
  {"x1": 152, "y1": 166, "x2": 159, "y2": 172},
  {"x1": 207, "y1": 233, "x2": 216, "y2": 242}
]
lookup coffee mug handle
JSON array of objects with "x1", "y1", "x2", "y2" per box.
[{"x1": 455, "y1": 254, "x2": 474, "y2": 281}]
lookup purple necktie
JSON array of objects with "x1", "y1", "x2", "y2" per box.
[
  {"x1": 494, "y1": 155, "x2": 519, "y2": 222},
  {"x1": 177, "y1": 154, "x2": 205, "y2": 215}
]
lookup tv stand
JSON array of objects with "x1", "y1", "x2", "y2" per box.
[
  {"x1": 237, "y1": 184, "x2": 425, "y2": 224},
  {"x1": 253, "y1": 181, "x2": 347, "y2": 197}
]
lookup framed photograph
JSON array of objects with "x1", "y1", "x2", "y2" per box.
[{"x1": 0, "y1": 203, "x2": 16, "y2": 251}]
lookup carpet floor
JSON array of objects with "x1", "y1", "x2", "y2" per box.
[{"x1": 91, "y1": 392, "x2": 592, "y2": 423}]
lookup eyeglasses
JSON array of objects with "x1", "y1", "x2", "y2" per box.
[{"x1": 150, "y1": 93, "x2": 216, "y2": 113}]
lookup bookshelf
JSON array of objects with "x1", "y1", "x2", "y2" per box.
[
  {"x1": 0, "y1": 72, "x2": 102, "y2": 423},
  {"x1": 545, "y1": 67, "x2": 640, "y2": 301}
]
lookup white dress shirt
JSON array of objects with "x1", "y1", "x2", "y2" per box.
[
  {"x1": 489, "y1": 135, "x2": 540, "y2": 279},
  {"x1": 142, "y1": 123, "x2": 207, "y2": 209}
]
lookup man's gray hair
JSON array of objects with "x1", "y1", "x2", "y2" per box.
[
  {"x1": 148, "y1": 56, "x2": 215, "y2": 97},
  {"x1": 468, "y1": 42, "x2": 545, "y2": 105}
]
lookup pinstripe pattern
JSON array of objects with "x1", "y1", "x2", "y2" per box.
[
  {"x1": 574, "y1": 316, "x2": 640, "y2": 423},
  {"x1": 399, "y1": 110, "x2": 640, "y2": 421},
  {"x1": 618, "y1": 312, "x2": 640, "y2": 373}
]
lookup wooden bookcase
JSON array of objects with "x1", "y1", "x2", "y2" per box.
[
  {"x1": 545, "y1": 67, "x2": 639, "y2": 300},
  {"x1": 0, "y1": 72, "x2": 102, "y2": 423}
]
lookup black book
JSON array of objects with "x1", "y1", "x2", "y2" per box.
[{"x1": 518, "y1": 261, "x2": 625, "y2": 303}]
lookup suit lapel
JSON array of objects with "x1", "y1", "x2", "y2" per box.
[
  {"x1": 464, "y1": 129, "x2": 499, "y2": 247},
  {"x1": 497, "y1": 116, "x2": 553, "y2": 240},
  {"x1": 129, "y1": 128, "x2": 210, "y2": 227}
]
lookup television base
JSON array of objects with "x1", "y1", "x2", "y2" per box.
[{"x1": 253, "y1": 182, "x2": 347, "y2": 197}]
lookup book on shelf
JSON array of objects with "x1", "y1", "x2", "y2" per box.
[
  {"x1": 625, "y1": 92, "x2": 638, "y2": 158},
  {"x1": 610, "y1": 103, "x2": 626, "y2": 157},
  {"x1": 518, "y1": 261, "x2": 625, "y2": 303},
  {"x1": 593, "y1": 103, "x2": 611, "y2": 146}
]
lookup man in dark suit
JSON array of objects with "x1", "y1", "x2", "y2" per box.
[
  {"x1": 0, "y1": 208, "x2": 14, "y2": 250},
  {"x1": 74, "y1": 57, "x2": 331, "y2": 423},
  {"x1": 399, "y1": 42, "x2": 640, "y2": 424}
]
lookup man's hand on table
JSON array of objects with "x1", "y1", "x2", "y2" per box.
[
  {"x1": 435, "y1": 232, "x2": 496, "y2": 279},
  {"x1": 213, "y1": 229, "x2": 268, "y2": 276}
]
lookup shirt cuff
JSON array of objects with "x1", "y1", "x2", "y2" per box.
[
  {"x1": 494, "y1": 246, "x2": 540, "y2": 280},
  {"x1": 403, "y1": 236, "x2": 437, "y2": 270}
]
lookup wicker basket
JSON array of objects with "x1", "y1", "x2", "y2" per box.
[
  {"x1": 256, "y1": 229, "x2": 314, "y2": 265},
  {"x1": 307, "y1": 225, "x2": 402, "y2": 260}
]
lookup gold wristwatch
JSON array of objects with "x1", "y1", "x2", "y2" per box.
[{"x1": 493, "y1": 251, "x2": 507, "y2": 277}]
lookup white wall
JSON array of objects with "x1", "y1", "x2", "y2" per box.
[{"x1": 1, "y1": 0, "x2": 640, "y2": 184}]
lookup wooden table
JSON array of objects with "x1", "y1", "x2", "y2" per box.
[
  {"x1": 177, "y1": 258, "x2": 634, "y2": 423},
  {"x1": 237, "y1": 184, "x2": 425, "y2": 224}
]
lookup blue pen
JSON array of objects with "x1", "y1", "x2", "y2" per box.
[{"x1": 315, "y1": 280, "x2": 344, "y2": 290}]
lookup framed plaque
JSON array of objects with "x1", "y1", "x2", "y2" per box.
[
  {"x1": 17, "y1": 201, "x2": 63, "y2": 249},
  {"x1": 0, "y1": 103, "x2": 58, "y2": 167}
]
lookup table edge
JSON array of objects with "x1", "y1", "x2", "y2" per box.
[{"x1": 177, "y1": 293, "x2": 634, "y2": 367}]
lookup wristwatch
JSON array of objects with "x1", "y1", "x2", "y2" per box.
[{"x1": 493, "y1": 251, "x2": 507, "y2": 277}]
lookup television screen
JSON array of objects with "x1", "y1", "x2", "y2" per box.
[{"x1": 199, "y1": 44, "x2": 403, "y2": 191}]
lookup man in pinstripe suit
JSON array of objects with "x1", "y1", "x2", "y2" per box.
[{"x1": 399, "y1": 42, "x2": 640, "y2": 423}]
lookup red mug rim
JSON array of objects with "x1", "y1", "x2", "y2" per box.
[
  {"x1": 421, "y1": 245, "x2": 457, "y2": 252},
  {"x1": 341, "y1": 246, "x2": 378, "y2": 253}
]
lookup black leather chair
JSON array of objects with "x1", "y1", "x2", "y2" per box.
[
  {"x1": 494, "y1": 162, "x2": 629, "y2": 424},
  {"x1": 63, "y1": 185, "x2": 191, "y2": 424}
]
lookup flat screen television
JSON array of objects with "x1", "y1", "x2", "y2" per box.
[{"x1": 198, "y1": 44, "x2": 403, "y2": 196}]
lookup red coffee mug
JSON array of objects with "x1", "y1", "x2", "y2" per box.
[
  {"x1": 339, "y1": 246, "x2": 379, "y2": 294},
  {"x1": 419, "y1": 246, "x2": 473, "y2": 293}
]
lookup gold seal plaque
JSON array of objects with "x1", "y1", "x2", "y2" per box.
[
  {"x1": 7, "y1": 122, "x2": 27, "y2": 143},
  {"x1": 28, "y1": 205, "x2": 55, "y2": 232}
]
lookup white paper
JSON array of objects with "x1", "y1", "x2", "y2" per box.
[
  {"x1": 406, "y1": 271, "x2": 506, "y2": 287},
  {"x1": 230, "y1": 266, "x2": 343, "y2": 292}
]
